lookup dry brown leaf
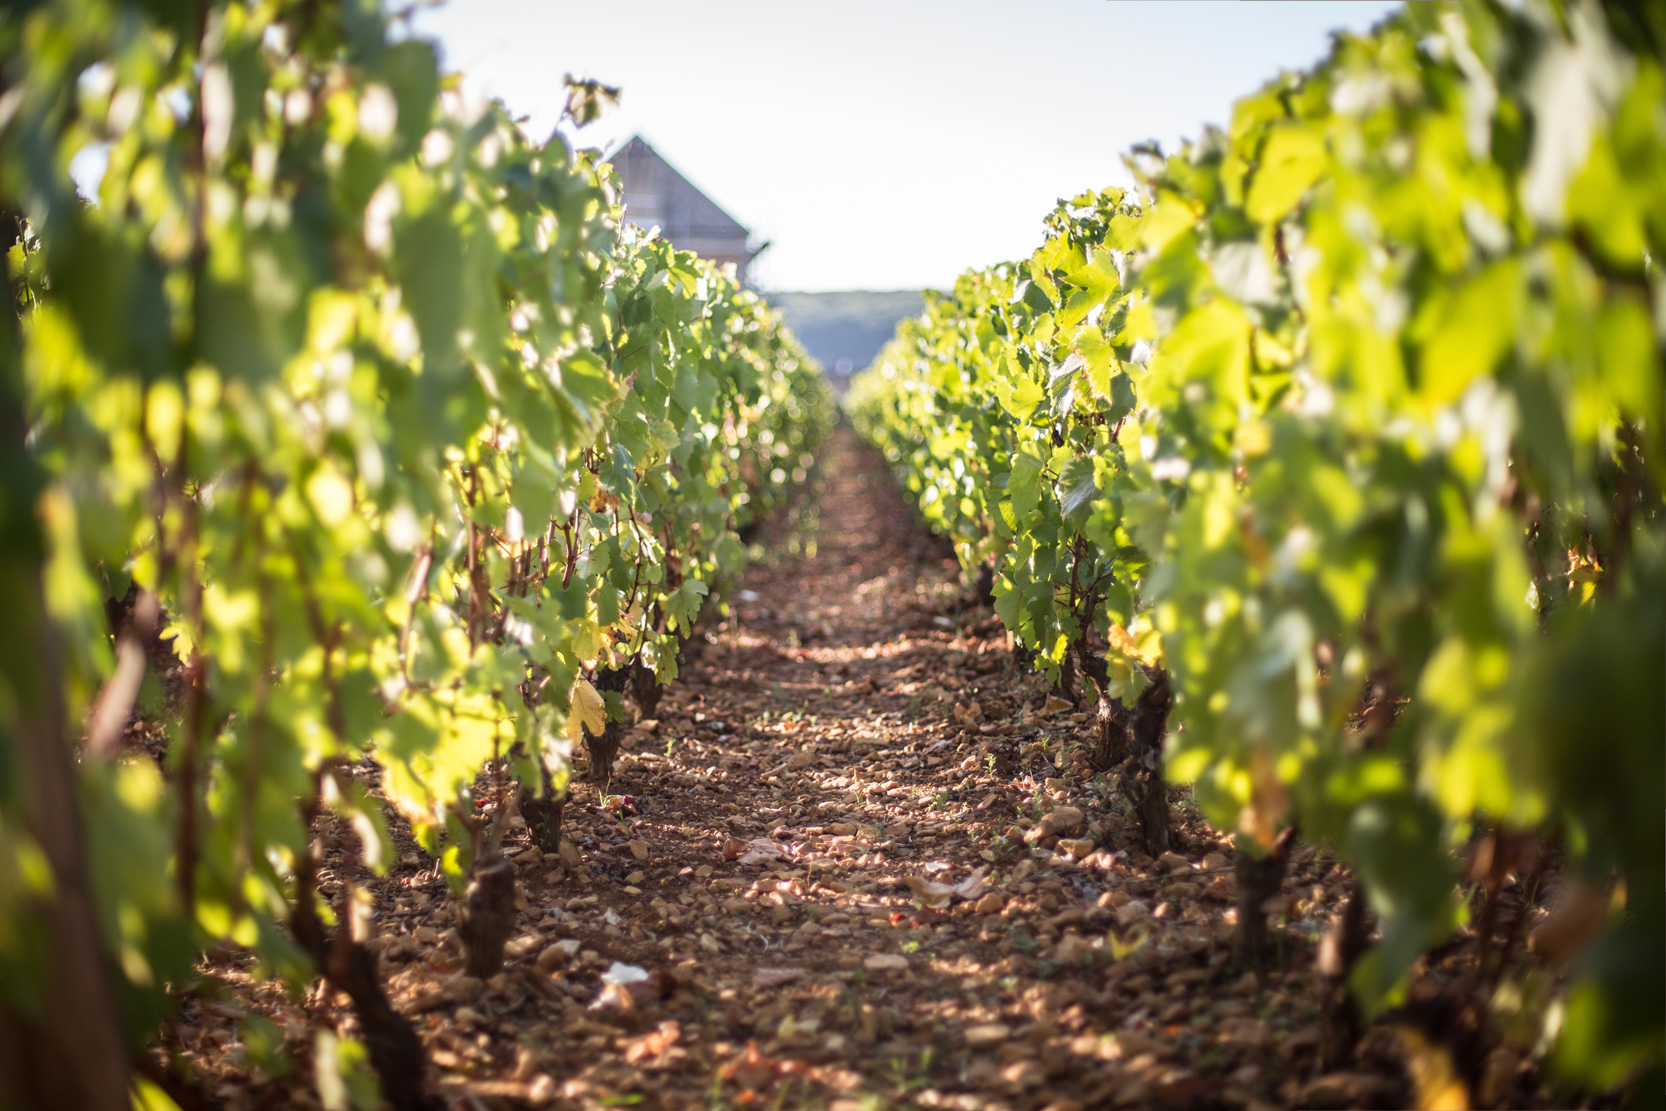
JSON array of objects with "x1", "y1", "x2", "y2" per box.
[
  {"x1": 907, "y1": 875, "x2": 955, "y2": 908},
  {"x1": 1528, "y1": 881, "x2": 1612, "y2": 965},
  {"x1": 952, "y1": 868, "x2": 991, "y2": 900},
  {"x1": 736, "y1": 838, "x2": 787, "y2": 865}
]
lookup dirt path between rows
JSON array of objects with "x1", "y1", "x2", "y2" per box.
[{"x1": 173, "y1": 426, "x2": 1426, "y2": 1111}]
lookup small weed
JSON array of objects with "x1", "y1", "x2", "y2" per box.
[{"x1": 885, "y1": 1049, "x2": 934, "y2": 1093}]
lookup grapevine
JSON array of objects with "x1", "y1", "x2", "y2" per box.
[
  {"x1": 0, "y1": 1, "x2": 829, "y2": 1106},
  {"x1": 852, "y1": 0, "x2": 1662, "y2": 1091}
]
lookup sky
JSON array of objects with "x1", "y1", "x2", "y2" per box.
[{"x1": 412, "y1": 0, "x2": 1403, "y2": 293}]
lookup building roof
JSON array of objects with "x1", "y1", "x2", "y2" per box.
[{"x1": 609, "y1": 136, "x2": 754, "y2": 256}]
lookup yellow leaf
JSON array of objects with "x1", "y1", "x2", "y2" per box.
[
  {"x1": 1107, "y1": 621, "x2": 1163, "y2": 668},
  {"x1": 1108, "y1": 921, "x2": 1150, "y2": 961},
  {"x1": 563, "y1": 678, "x2": 606, "y2": 742},
  {"x1": 1397, "y1": 1026, "x2": 1470, "y2": 1111},
  {"x1": 572, "y1": 618, "x2": 604, "y2": 667},
  {"x1": 1236, "y1": 744, "x2": 1292, "y2": 852}
]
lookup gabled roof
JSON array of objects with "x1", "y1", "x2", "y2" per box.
[{"x1": 609, "y1": 135, "x2": 751, "y2": 247}]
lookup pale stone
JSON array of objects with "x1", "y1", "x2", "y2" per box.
[
  {"x1": 558, "y1": 840, "x2": 582, "y2": 869},
  {"x1": 1040, "y1": 806, "x2": 1084, "y2": 836},
  {"x1": 1058, "y1": 838, "x2": 1096, "y2": 859},
  {"x1": 1116, "y1": 900, "x2": 1151, "y2": 926},
  {"x1": 1054, "y1": 933, "x2": 1095, "y2": 965},
  {"x1": 444, "y1": 976, "x2": 484, "y2": 1004},
  {"x1": 527, "y1": 1074, "x2": 557, "y2": 1104}
]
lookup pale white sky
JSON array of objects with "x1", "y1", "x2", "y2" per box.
[{"x1": 413, "y1": 0, "x2": 1401, "y2": 292}]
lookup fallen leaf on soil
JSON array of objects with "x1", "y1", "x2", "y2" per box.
[
  {"x1": 907, "y1": 876, "x2": 955, "y2": 908},
  {"x1": 724, "y1": 836, "x2": 787, "y2": 865},
  {"x1": 1108, "y1": 922, "x2": 1150, "y2": 960},
  {"x1": 908, "y1": 866, "x2": 990, "y2": 908},
  {"x1": 740, "y1": 844, "x2": 785, "y2": 865},
  {"x1": 952, "y1": 868, "x2": 991, "y2": 900}
]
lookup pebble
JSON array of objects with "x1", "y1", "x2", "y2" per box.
[
  {"x1": 964, "y1": 1023, "x2": 1011, "y2": 1048},
  {"x1": 1116, "y1": 901, "x2": 1151, "y2": 926},
  {"x1": 1053, "y1": 934, "x2": 1094, "y2": 965},
  {"x1": 1001, "y1": 1059, "x2": 1046, "y2": 1089},
  {"x1": 863, "y1": 953, "x2": 909, "y2": 972},
  {"x1": 444, "y1": 976, "x2": 484, "y2": 1004},
  {"x1": 505, "y1": 934, "x2": 542, "y2": 960},
  {"x1": 1039, "y1": 806, "x2": 1084, "y2": 837},
  {"x1": 527, "y1": 1074, "x2": 557, "y2": 1104},
  {"x1": 1057, "y1": 838, "x2": 1095, "y2": 859}
]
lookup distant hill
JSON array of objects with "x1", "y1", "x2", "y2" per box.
[{"x1": 765, "y1": 290, "x2": 925, "y2": 393}]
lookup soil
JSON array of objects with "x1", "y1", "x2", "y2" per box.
[{"x1": 155, "y1": 427, "x2": 1559, "y2": 1111}]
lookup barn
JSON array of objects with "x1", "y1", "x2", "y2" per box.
[{"x1": 608, "y1": 136, "x2": 762, "y2": 287}]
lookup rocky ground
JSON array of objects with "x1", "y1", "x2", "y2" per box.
[{"x1": 160, "y1": 427, "x2": 1561, "y2": 1111}]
